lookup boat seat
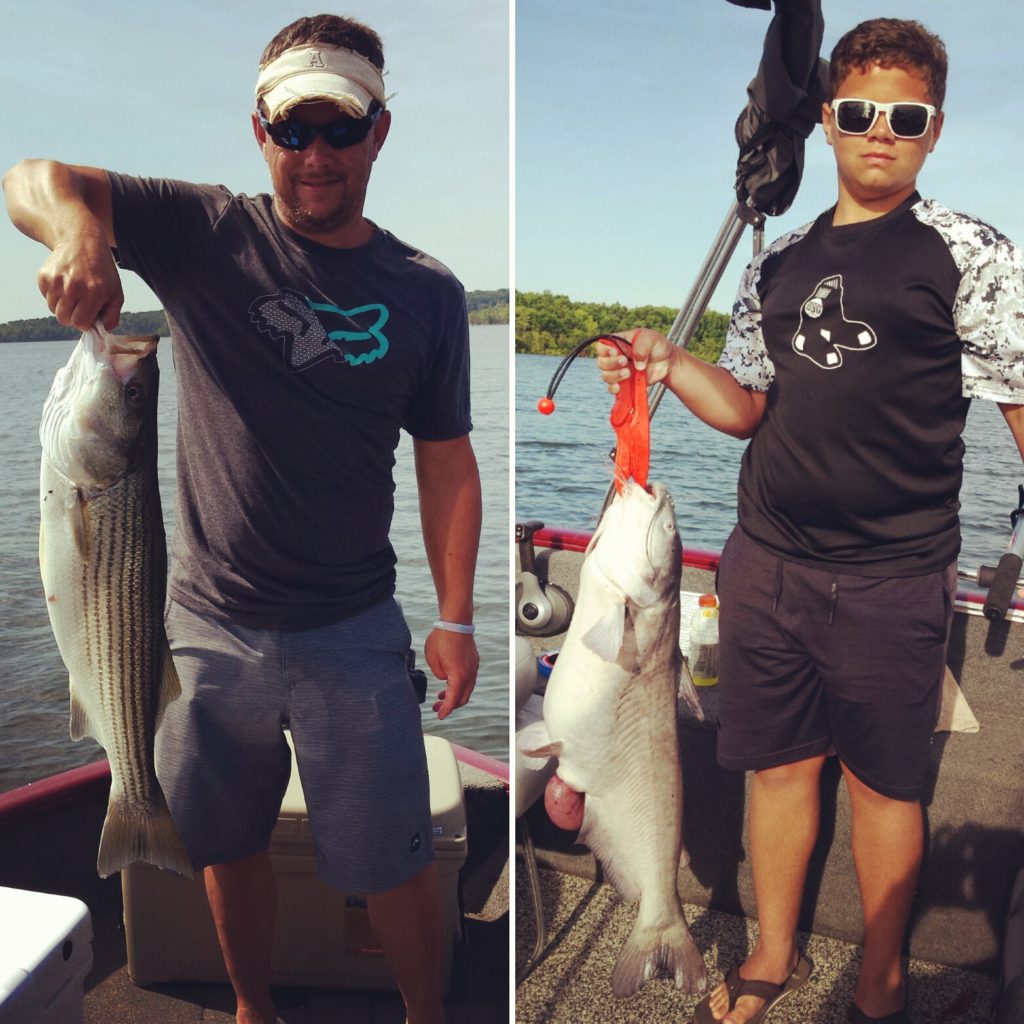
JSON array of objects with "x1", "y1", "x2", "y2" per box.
[{"x1": 514, "y1": 636, "x2": 556, "y2": 982}]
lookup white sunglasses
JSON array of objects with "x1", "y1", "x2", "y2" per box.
[{"x1": 831, "y1": 98, "x2": 937, "y2": 140}]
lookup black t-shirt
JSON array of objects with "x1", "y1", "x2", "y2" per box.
[
  {"x1": 109, "y1": 173, "x2": 472, "y2": 627},
  {"x1": 719, "y1": 192, "x2": 1024, "y2": 575}
]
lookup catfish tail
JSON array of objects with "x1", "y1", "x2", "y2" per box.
[{"x1": 611, "y1": 915, "x2": 707, "y2": 997}]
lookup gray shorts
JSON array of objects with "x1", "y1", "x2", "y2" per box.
[{"x1": 156, "y1": 597, "x2": 434, "y2": 894}]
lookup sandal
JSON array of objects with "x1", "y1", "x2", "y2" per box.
[
  {"x1": 849, "y1": 1007, "x2": 910, "y2": 1023},
  {"x1": 692, "y1": 955, "x2": 811, "y2": 1023}
]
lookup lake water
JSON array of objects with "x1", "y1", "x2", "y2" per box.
[
  {"x1": 515, "y1": 352, "x2": 1023, "y2": 573},
  {"x1": 0, "y1": 325, "x2": 509, "y2": 792}
]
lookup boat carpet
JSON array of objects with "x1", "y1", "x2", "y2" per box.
[
  {"x1": 521, "y1": 547, "x2": 1024, "y2": 974},
  {"x1": 514, "y1": 862, "x2": 999, "y2": 1024}
]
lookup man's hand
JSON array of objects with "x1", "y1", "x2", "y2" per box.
[
  {"x1": 3, "y1": 160, "x2": 121, "y2": 332},
  {"x1": 596, "y1": 328, "x2": 676, "y2": 393},
  {"x1": 38, "y1": 230, "x2": 123, "y2": 332},
  {"x1": 425, "y1": 628, "x2": 479, "y2": 720}
]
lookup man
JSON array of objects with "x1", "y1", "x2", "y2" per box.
[
  {"x1": 598, "y1": 18, "x2": 1024, "y2": 1024},
  {"x1": 4, "y1": 14, "x2": 481, "y2": 1024}
]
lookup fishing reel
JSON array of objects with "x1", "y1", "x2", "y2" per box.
[{"x1": 515, "y1": 520, "x2": 574, "y2": 637}]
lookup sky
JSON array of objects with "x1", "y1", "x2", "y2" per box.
[
  {"x1": 0, "y1": 0, "x2": 508, "y2": 323},
  {"x1": 5, "y1": 2, "x2": 1023, "y2": 326},
  {"x1": 516, "y1": 0, "x2": 1024, "y2": 315}
]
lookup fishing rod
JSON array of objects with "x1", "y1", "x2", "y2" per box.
[{"x1": 957, "y1": 485, "x2": 1024, "y2": 622}]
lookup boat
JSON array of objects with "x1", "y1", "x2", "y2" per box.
[
  {"x1": 514, "y1": 524, "x2": 1024, "y2": 1023},
  {"x1": 0, "y1": 737, "x2": 510, "y2": 1023}
]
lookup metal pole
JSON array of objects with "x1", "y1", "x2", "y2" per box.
[{"x1": 647, "y1": 201, "x2": 748, "y2": 418}]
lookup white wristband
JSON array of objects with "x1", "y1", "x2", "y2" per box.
[{"x1": 433, "y1": 619, "x2": 476, "y2": 635}]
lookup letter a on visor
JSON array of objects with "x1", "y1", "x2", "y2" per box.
[
  {"x1": 831, "y1": 98, "x2": 936, "y2": 139},
  {"x1": 255, "y1": 44, "x2": 387, "y2": 123}
]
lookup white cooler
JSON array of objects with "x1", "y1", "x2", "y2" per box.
[
  {"x1": 0, "y1": 887, "x2": 93, "y2": 1024},
  {"x1": 122, "y1": 733, "x2": 468, "y2": 993}
]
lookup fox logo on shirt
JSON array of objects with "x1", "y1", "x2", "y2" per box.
[
  {"x1": 249, "y1": 288, "x2": 390, "y2": 371},
  {"x1": 791, "y1": 275, "x2": 876, "y2": 370}
]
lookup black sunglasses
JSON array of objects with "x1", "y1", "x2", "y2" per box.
[
  {"x1": 257, "y1": 108, "x2": 381, "y2": 151},
  {"x1": 831, "y1": 98, "x2": 936, "y2": 140}
]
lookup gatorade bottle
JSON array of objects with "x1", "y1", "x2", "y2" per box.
[{"x1": 690, "y1": 594, "x2": 719, "y2": 687}]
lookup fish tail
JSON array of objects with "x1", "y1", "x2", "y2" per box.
[
  {"x1": 677, "y1": 659, "x2": 705, "y2": 722},
  {"x1": 96, "y1": 794, "x2": 194, "y2": 880},
  {"x1": 611, "y1": 915, "x2": 707, "y2": 997}
]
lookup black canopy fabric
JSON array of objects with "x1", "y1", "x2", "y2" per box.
[{"x1": 726, "y1": 0, "x2": 830, "y2": 218}]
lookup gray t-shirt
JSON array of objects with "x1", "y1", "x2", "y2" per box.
[{"x1": 108, "y1": 173, "x2": 472, "y2": 628}]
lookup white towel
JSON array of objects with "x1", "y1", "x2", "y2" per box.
[{"x1": 935, "y1": 666, "x2": 979, "y2": 734}]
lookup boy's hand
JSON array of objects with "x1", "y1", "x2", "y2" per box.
[{"x1": 596, "y1": 328, "x2": 674, "y2": 393}]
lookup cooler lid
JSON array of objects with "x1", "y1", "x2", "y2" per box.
[{"x1": 278, "y1": 732, "x2": 467, "y2": 852}]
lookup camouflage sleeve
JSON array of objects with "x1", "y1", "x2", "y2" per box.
[
  {"x1": 915, "y1": 201, "x2": 1024, "y2": 402},
  {"x1": 717, "y1": 253, "x2": 775, "y2": 392},
  {"x1": 956, "y1": 238, "x2": 1024, "y2": 402}
]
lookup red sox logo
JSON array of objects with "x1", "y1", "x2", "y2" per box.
[{"x1": 792, "y1": 275, "x2": 876, "y2": 369}]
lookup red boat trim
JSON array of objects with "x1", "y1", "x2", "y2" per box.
[
  {"x1": 534, "y1": 526, "x2": 721, "y2": 572},
  {"x1": 0, "y1": 741, "x2": 510, "y2": 819},
  {"x1": 452, "y1": 742, "x2": 510, "y2": 788},
  {"x1": 533, "y1": 525, "x2": 1024, "y2": 613},
  {"x1": 534, "y1": 527, "x2": 591, "y2": 554},
  {"x1": 0, "y1": 759, "x2": 110, "y2": 825}
]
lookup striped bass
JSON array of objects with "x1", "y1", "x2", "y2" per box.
[
  {"x1": 39, "y1": 327, "x2": 192, "y2": 878},
  {"x1": 521, "y1": 479, "x2": 707, "y2": 996}
]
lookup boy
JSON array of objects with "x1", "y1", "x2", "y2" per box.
[{"x1": 599, "y1": 18, "x2": 1024, "y2": 1024}]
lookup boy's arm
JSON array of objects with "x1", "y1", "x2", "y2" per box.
[
  {"x1": 597, "y1": 328, "x2": 767, "y2": 439},
  {"x1": 999, "y1": 403, "x2": 1024, "y2": 462}
]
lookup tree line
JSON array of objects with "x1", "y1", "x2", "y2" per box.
[
  {"x1": 465, "y1": 289, "x2": 509, "y2": 324},
  {"x1": 515, "y1": 290, "x2": 729, "y2": 364},
  {"x1": 0, "y1": 289, "x2": 510, "y2": 342},
  {"x1": 0, "y1": 310, "x2": 169, "y2": 343}
]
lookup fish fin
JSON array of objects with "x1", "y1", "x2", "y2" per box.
[
  {"x1": 96, "y1": 792, "x2": 194, "y2": 880},
  {"x1": 677, "y1": 657, "x2": 705, "y2": 721},
  {"x1": 154, "y1": 641, "x2": 181, "y2": 728},
  {"x1": 579, "y1": 806, "x2": 641, "y2": 902},
  {"x1": 581, "y1": 601, "x2": 625, "y2": 661},
  {"x1": 584, "y1": 518, "x2": 606, "y2": 555},
  {"x1": 516, "y1": 720, "x2": 562, "y2": 769},
  {"x1": 69, "y1": 681, "x2": 97, "y2": 742},
  {"x1": 611, "y1": 913, "x2": 708, "y2": 997},
  {"x1": 67, "y1": 490, "x2": 90, "y2": 561}
]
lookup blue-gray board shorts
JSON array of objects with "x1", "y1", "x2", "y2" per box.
[
  {"x1": 716, "y1": 527, "x2": 956, "y2": 801},
  {"x1": 155, "y1": 597, "x2": 434, "y2": 894}
]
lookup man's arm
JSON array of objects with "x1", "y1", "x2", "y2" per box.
[
  {"x1": 413, "y1": 434, "x2": 482, "y2": 720},
  {"x1": 2, "y1": 159, "x2": 123, "y2": 331}
]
